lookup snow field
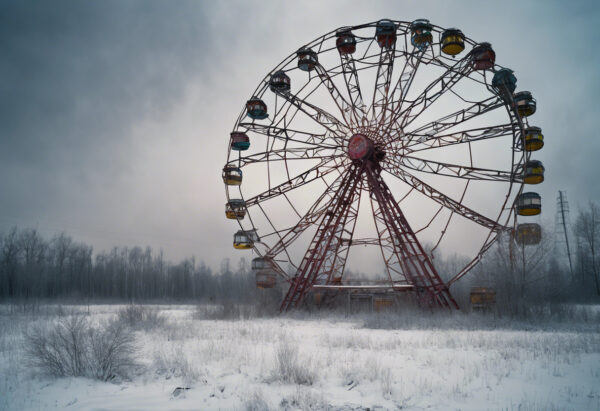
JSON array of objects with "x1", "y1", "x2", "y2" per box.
[{"x1": 1, "y1": 304, "x2": 599, "y2": 410}]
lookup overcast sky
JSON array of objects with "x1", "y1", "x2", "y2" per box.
[{"x1": 1, "y1": 0, "x2": 599, "y2": 268}]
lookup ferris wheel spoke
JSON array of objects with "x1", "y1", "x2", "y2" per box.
[
  {"x1": 232, "y1": 148, "x2": 344, "y2": 168},
  {"x1": 404, "y1": 123, "x2": 514, "y2": 153},
  {"x1": 273, "y1": 90, "x2": 349, "y2": 143},
  {"x1": 265, "y1": 169, "x2": 349, "y2": 259},
  {"x1": 243, "y1": 158, "x2": 346, "y2": 208},
  {"x1": 314, "y1": 64, "x2": 360, "y2": 130},
  {"x1": 239, "y1": 122, "x2": 340, "y2": 149},
  {"x1": 380, "y1": 50, "x2": 426, "y2": 138},
  {"x1": 382, "y1": 161, "x2": 506, "y2": 232},
  {"x1": 389, "y1": 155, "x2": 516, "y2": 182},
  {"x1": 253, "y1": 202, "x2": 296, "y2": 281},
  {"x1": 339, "y1": 52, "x2": 369, "y2": 127},
  {"x1": 446, "y1": 233, "x2": 499, "y2": 287},
  {"x1": 370, "y1": 45, "x2": 396, "y2": 131},
  {"x1": 393, "y1": 54, "x2": 473, "y2": 132},
  {"x1": 388, "y1": 96, "x2": 505, "y2": 148}
]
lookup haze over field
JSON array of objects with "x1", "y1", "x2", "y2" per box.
[{"x1": 1, "y1": 0, "x2": 600, "y2": 268}]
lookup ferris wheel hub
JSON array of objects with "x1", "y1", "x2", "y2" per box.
[{"x1": 347, "y1": 133, "x2": 374, "y2": 160}]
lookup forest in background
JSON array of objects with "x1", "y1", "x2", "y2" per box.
[{"x1": 1, "y1": 202, "x2": 599, "y2": 312}]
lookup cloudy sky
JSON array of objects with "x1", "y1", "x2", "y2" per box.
[{"x1": 1, "y1": 0, "x2": 599, "y2": 269}]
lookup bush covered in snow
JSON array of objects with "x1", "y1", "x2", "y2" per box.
[{"x1": 24, "y1": 315, "x2": 137, "y2": 381}]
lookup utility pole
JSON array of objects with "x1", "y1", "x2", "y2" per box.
[{"x1": 555, "y1": 190, "x2": 574, "y2": 275}]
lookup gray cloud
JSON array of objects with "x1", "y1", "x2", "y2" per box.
[
  {"x1": 1, "y1": 0, "x2": 599, "y2": 268},
  {"x1": 0, "y1": 1, "x2": 216, "y2": 252}
]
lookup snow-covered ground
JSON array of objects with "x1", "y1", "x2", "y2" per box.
[{"x1": 1, "y1": 304, "x2": 600, "y2": 410}]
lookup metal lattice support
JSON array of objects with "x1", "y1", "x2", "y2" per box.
[
  {"x1": 364, "y1": 161, "x2": 457, "y2": 308},
  {"x1": 281, "y1": 165, "x2": 363, "y2": 310}
]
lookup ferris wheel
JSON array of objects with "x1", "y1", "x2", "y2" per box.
[{"x1": 223, "y1": 19, "x2": 544, "y2": 311}]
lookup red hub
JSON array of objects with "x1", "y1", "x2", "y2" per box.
[{"x1": 347, "y1": 133, "x2": 373, "y2": 160}]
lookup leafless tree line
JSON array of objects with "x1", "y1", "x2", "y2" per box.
[
  {"x1": 0, "y1": 227, "x2": 257, "y2": 304},
  {"x1": 1, "y1": 201, "x2": 599, "y2": 308},
  {"x1": 573, "y1": 201, "x2": 600, "y2": 296}
]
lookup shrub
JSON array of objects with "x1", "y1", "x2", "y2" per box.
[
  {"x1": 272, "y1": 339, "x2": 316, "y2": 386},
  {"x1": 195, "y1": 302, "x2": 256, "y2": 320},
  {"x1": 152, "y1": 345, "x2": 200, "y2": 385},
  {"x1": 117, "y1": 305, "x2": 166, "y2": 330},
  {"x1": 88, "y1": 320, "x2": 137, "y2": 381},
  {"x1": 244, "y1": 388, "x2": 271, "y2": 411},
  {"x1": 279, "y1": 387, "x2": 326, "y2": 409},
  {"x1": 24, "y1": 316, "x2": 88, "y2": 377},
  {"x1": 380, "y1": 366, "x2": 393, "y2": 398},
  {"x1": 24, "y1": 315, "x2": 136, "y2": 381}
]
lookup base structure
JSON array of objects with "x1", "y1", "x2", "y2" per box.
[{"x1": 280, "y1": 138, "x2": 458, "y2": 312}]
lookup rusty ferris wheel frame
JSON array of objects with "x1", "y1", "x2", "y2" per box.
[{"x1": 224, "y1": 19, "x2": 535, "y2": 311}]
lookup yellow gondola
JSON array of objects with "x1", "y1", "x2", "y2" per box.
[
  {"x1": 523, "y1": 127, "x2": 544, "y2": 152},
  {"x1": 470, "y1": 287, "x2": 496, "y2": 309},
  {"x1": 222, "y1": 166, "x2": 242, "y2": 186},
  {"x1": 514, "y1": 91, "x2": 536, "y2": 117},
  {"x1": 441, "y1": 28, "x2": 465, "y2": 56},
  {"x1": 255, "y1": 271, "x2": 277, "y2": 288},
  {"x1": 523, "y1": 160, "x2": 544, "y2": 184},
  {"x1": 251, "y1": 256, "x2": 272, "y2": 271},
  {"x1": 225, "y1": 199, "x2": 246, "y2": 219},
  {"x1": 374, "y1": 295, "x2": 394, "y2": 311},
  {"x1": 515, "y1": 223, "x2": 542, "y2": 245},
  {"x1": 516, "y1": 192, "x2": 541, "y2": 216},
  {"x1": 251, "y1": 256, "x2": 277, "y2": 288},
  {"x1": 233, "y1": 230, "x2": 253, "y2": 250}
]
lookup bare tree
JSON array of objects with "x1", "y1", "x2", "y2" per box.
[
  {"x1": 469, "y1": 226, "x2": 557, "y2": 315},
  {"x1": 49, "y1": 233, "x2": 72, "y2": 298},
  {"x1": 1, "y1": 227, "x2": 21, "y2": 303},
  {"x1": 512, "y1": 227, "x2": 555, "y2": 299},
  {"x1": 574, "y1": 201, "x2": 600, "y2": 296},
  {"x1": 19, "y1": 228, "x2": 47, "y2": 309}
]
